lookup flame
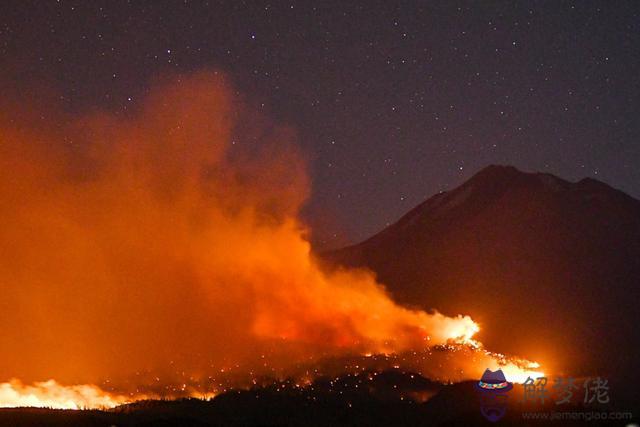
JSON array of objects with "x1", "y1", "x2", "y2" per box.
[
  {"x1": 459, "y1": 344, "x2": 545, "y2": 384},
  {"x1": 501, "y1": 363, "x2": 544, "y2": 384},
  {"x1": 0, "y1": 70, "x2": 545, "y2": 408},
  {"x1": 0, "y1": 379, "x2": 131, "y2": 409}
]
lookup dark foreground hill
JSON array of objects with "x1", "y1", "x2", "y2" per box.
[
  {"x1": 2, "y1": 372, "x2": 636, "y2": 426},
  {"x1": 324, "y1": 165, "x2": 640, "y2": 390}
]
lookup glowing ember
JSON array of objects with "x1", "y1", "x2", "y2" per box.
[{"x1": 0, "y1": 343, "x2": 544, "y2": 409}]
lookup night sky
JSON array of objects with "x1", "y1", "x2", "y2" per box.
[{"x1": 1, "y1": 1, "x2": 639, "y2": 248}]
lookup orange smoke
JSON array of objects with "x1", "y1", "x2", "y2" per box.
[{"x1": 0, "y1": 71, "x2": 541, "y2": 408}]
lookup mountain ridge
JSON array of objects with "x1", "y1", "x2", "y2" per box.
[
  {"x1": 323, "y1": 165, "x2": 640, "y2": 391},
  {"x1": 349, "y1": 165, "x2": 638, "y2": 250}
]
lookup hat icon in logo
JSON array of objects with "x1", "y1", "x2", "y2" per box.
[
  {"x1": 476, "y1": 368, "x2": 513, "y2": 422},
  {"x1": 476, "y1": 368, "x2": 513, "y2": 392}
]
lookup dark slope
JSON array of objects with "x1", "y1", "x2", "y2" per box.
[
  {"x1": 325, "y1": 165, "x2": 640, "y2": 385},
  {"x1": 3, "y1": 376, "x2": 635, "y2": 426}
]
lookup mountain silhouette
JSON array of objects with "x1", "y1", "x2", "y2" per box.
[{"x1": 324, "y1": 165, "x2": 640, "y2": 389}]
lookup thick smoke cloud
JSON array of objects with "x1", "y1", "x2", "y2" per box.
[{"x1": 0, "y1": 71, "x2": 477, "y2": 385}]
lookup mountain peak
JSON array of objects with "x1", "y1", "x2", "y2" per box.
[
  {"x1": 467, "y1": 164, "x2": 577, "y2": 194},
  {"x1": 474, "y1": 164, "x2": 521, "y2": 177},
  {"x1": 464, "y1": 164, "x2": 529, "y2": 190}
]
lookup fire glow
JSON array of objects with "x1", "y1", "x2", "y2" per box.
[
  {"x1": 0, "y1": 379, "x2": 133, "y2": 409},
  {"x1": 0, "y1": 71, "x2": 544, "y2": 409}
]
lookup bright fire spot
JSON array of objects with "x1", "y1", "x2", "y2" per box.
[
  {"x1": 0, "y1": 379, "x2": 133, "y2": 409},
  {"x1": 435, "y1": 313, "x2": 480, "y2": 346},
  {"x1": 482, "y1": 352, "x2": 545, "y2": 384},
  {"x1": 500, "y1": 362, "x2": 545, "y2": 384}
]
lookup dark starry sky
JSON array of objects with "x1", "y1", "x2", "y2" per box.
[{"x1": 1, "y1": 1, "x2": 639, "y2": 248}]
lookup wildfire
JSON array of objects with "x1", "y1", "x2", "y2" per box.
[
  {"x1": 0, "y1": 379, "x2": 131, "y2": 409},
  {"x1": 0, "y1": 70, "x2": 546, "y2": 410},
  {"x1": 0, "y1": 344, "x2": 545, "y2": 409},
  {"x1": 500, "y1": 362, "x2": 544, "y2": 384}
]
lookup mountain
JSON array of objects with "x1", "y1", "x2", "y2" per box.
[{"x1": 324, "y1": 165, "x2": 640, "y2": 388}]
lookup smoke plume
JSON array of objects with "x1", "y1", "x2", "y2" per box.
[{"x1": 0, "y1": 71, "x2": 479, "y2": 388}]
